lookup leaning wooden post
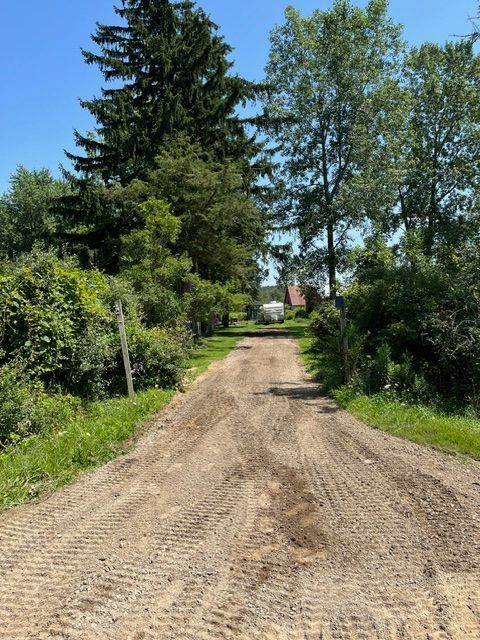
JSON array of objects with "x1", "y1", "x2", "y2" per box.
[
  {"x1": 114, "y1": 300, "x2": 135, "y2": 400},
  {"x1": 335, "y1": 295, "x2": 350, "y2": 383}
]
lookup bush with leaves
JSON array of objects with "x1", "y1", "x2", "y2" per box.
[
  {"x1": 0, "y1": 251, "x2": 190, "y2": 401},
  {"x1": 0, "y1": 251, "x2": 111, "y2": 389},
  {"x1": 308, "y1": 304, "x2": 345, "y2": 391},
  {"x1": 322, "y1": 235, "x2": 480, "y2": 405},
  {"x1": 122, "y1": 324, "x2": 188, "y2": 392},
  {"x1": 0, "y1": 363, "x2": 80, "y2": 445}
]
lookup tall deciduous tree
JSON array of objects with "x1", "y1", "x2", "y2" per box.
[
  {"x1": 0, "y1": 167, "x2": 69, "y2": 259},
  {"x1": 265, "y1": 0, "x2": 403, "y2": 297},
  {"x1": 393, "y1": 42, "x2": 480, "y2": 255}
]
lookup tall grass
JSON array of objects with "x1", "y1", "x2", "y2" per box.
[{"x1": 334, "y1": 388, "x2": 480, "y2": 458}]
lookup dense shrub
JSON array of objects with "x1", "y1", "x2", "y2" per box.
[
  {"x1": 0, "y1": 252, "x2": 190, "y2": 401},
  {"x1": 285, "y1": 307, "x2": 295, "y2": 320},
  {"x1": 119, "y1": 324, "x2": 188, "y2": 392},
  {"x1": 305, "y1": 237, "x2": 480, "y2": 407},
  {"x1": 308, "y1": 305, "x2": 345, "y2": 391},
  {"x1": 0, "y1": 251, "x2": 111, "y2": 389},
  {"x1": 294, "y1": 307, "x2": 308, "y2": 319},
  {"x1": 68, "y1": 323, "x2": 118, "y2": 398},
  {"x1": 0, "y1": 364, "x2": 80, "y2": 445}
]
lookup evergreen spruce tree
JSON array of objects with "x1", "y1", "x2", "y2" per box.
[
  {"x1": 66, "y1": 0, "x2": 259, "y2": 184},
  {"x1": 58, "y1": 0, "x2": 268, "y2": 272}
]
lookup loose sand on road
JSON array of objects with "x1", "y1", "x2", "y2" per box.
[{"x1": 0, "y1": 329, "x2": 479, "y2": 639}]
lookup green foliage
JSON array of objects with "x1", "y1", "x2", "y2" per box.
[
  {"x1": 0, "y1": 364, "x2": 80, "y2": 446},
  {"x1": 185, "y1": 277, "x2": 249, "y2": 323},
  {"x1": 294, "y1": 307, "x2": 308, "y2": 319},
  {"x1": 345, "y1": 236, "x2": 480, "y2": 404},
  {"x1": 266, "y1": 6, "x2": 480, "y2": 417},
  {"x1": 125, "y1": 324, "x2": 188, "y2": 392},
  {"x1": 301, "y1": 234, "x2": 480, "y2": 407},
  {"x1": 113, "y1": 141, "x2": 264, "y2": 325},
  {"x1": 392, "y1": 41, "x2": 480, "y2": 255},
  {"x1": 0, "y1": 251, "x2": 110, "y2": 387},
  {"x1": 67, "y1": 0, "x2": 262, "y2": 183},
  {"x1": 0, "y1": 251, "x2": 189, "y2": 399},
  {"x1": 142, "y1": 140, "x2": 266, "y2": 290},
  {"x1": 257, "y1": 285, "x2": 284, "y2": 304},
  {"x1": 308, "y1": 305, "x2": 345, "y2": 391},
  {"x1": 265, "y1": 0, "x2": 403, "y2": 295},
  {"x1": 0, "y1": 166, "x2": 70, "y2": 258},
  {"x1": 120, "y1": 197, "x2": 190, "y2": 328}
]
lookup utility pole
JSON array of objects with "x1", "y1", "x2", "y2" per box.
[
  {"x1": 335, "y1": 296, "x2": 350, "y2": 383},
  {"x1": 114, "y1": 300, "x2": 135, "y2": 400}
]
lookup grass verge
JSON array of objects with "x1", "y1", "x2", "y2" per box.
[
  {"x1": 333, "y1": 388, "x2": 480, "y2": 459},
  {"x1": 287, "y1": 319, "x2": 480, "y2": 459},
  {"x1": 0, "y1": 389, "x2": 174, "y2": 511},
  {"x1": 187, "y1": 321, "x2": 259, "y2": 377},
  {"x1": 0, "y1": 323, "x2": 257, "y2": 511}
]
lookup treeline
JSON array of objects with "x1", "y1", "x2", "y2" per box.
[
  {"x1": 266, "y1": 0, "x2": 480, "y2": 408},
  {"x1": 0, "y1": 0, "x2": 267, "y2": 444}
]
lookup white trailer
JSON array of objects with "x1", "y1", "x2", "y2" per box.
[{"x1": 258, "y1": 301, "x2": 285, "y2": 324}]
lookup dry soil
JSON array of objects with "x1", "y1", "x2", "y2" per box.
[{"x1": 0, "y1": 329, "x2": 479, "y2": 639}]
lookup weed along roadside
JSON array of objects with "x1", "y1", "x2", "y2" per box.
[
  {"x1": 287, "y1": 318, "x2": 480, "y2": 460},
  {"x1": 0, "y1": 323, "x2": 256, "y2": 512}
]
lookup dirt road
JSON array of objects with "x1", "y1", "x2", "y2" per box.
[{"x1": 0, "y1": 330, "x2": 479, "y2": 639}]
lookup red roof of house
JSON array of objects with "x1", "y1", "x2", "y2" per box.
[{"x1": 285, "y1": 285, "x2": 306, "y2": 307}]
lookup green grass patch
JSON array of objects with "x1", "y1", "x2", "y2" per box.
[
  {"x1": 287, "y1": 319, "x2": 480, "y2": 459},
  {"x1": 285, "y1": 319, "x2": 322, "y2": 376},
  {"x1": 333, "y1": 388, "x2": 480, "y2": 459},
  {"x1": 0, "y1": 388, "x2": 173, "y2": 511},
  {"x1": 187, "y1": 321, "x2": 260, "y2": 377}
]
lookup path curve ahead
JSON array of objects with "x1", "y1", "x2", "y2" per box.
[{"x1": 0, "y1": 329, "x2": 479, "y2": 639}]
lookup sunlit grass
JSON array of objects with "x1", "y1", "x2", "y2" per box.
[
  {"x1": 288, "y1": 319, "x2": 480, "y2": 459},
  {"x1": 0, "y1": 388, "x2": 173, "y2": 510},
  {"x1": 333, "y1": 388, "x2": 480, "y2": 459},
  {"x1": 187, "y1": 321, "x2": 261, "y2": 376}
]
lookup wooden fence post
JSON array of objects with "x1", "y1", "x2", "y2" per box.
[{"x1": 114, "y1": 300, "x2": 135, "y2": 400}]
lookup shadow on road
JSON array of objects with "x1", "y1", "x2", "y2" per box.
[{"x1": 254, "y1": 382, "x2": 340, "y2": 413}]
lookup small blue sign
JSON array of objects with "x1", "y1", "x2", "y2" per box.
[{"x1": 335, "y1": 296, "x2": 345, "y2": 310}]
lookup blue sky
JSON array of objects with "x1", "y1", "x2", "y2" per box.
[{"x1": 0, "y1": 0, "x2": 477, "y2": 192}]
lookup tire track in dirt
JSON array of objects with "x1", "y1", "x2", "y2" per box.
[{"x1": 0, "y1": 329, "x2": 479, "y2": 639}]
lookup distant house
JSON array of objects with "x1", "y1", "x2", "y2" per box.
[{"x1": 284, "y1": 285, "x2": 306, "y2": 309}]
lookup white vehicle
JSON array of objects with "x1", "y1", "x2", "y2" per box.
[{"x1": 258, "y1": 301, "x2": 285, "y2": 324}]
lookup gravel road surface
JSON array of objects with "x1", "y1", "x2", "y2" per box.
[{"x1": 0, "y1": 329, "x2": 479, "y2": 639}]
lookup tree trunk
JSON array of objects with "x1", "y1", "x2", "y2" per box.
[
  {"x1": 327, "y1": 214, "x2": 336, "y2": 300},
  {"x1": 206, "y1": 315, "x2": 214, "y2": 336},
  {"x1": 424, "y1": 176, "x2": 438, "y2": 257}
]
